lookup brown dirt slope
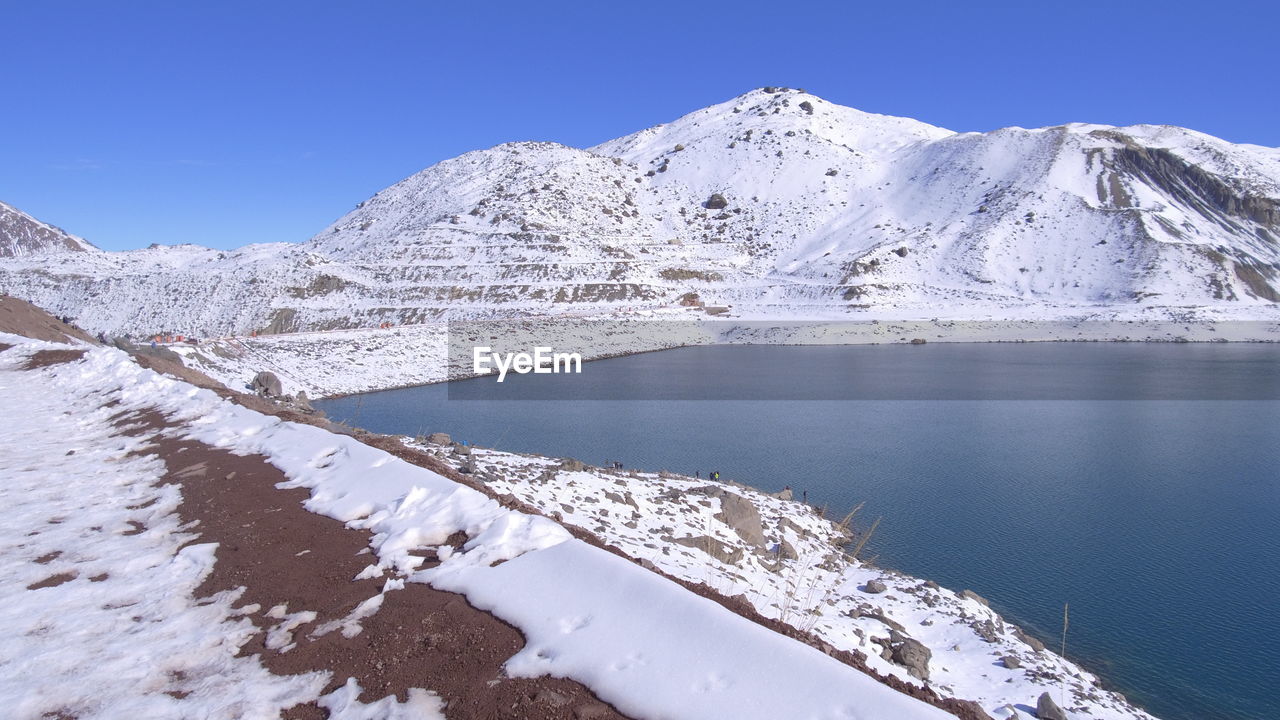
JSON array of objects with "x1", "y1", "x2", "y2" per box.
[
  {"x1": 0, "y1": 294, "x2": 98, "y2": 344},
  {"x1": 111, "y1": 405, "x2": 629, "y2": 719}
]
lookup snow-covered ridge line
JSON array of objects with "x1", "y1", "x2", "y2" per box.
[
  {"x1": 1, "y1": 333, "x2": 957, "y2": 720},
  {"x1": 168, "y1": 313, "x2": 1280, "y2": 399},
  {"x1": 4, "y1": 87, "x2": 1279, "y2": 339},
  {"x1": 410, "y1": 437, "x2": 1157, "y2": 720}
]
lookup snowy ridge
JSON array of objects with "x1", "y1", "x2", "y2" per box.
[
  {"x1": 0, "y1": 200, "x2": 96, "y2": 258},
  {"x1": 170, "y1": 314, "x2": 1280, "y2": 399},
  {"x1": 1, "y1": 334, "x2": 957, "y2": 719},
  {"x1": 415, "y1": 440, "x2": 1157, "y2": 720},
  {"x1": 2, "y1": 88, "x2": 1279, "y2": 338}
]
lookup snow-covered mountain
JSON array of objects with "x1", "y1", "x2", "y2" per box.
[
  {"x1": 0, "y1": 201, "x2": 95, "y2": 258},
  {"x1": 4, "y1": 87, "x2": 1279, "y2": 335}
]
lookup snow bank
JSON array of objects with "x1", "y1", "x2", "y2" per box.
[{"x1": 1, "y1": 334, "x2": 955, "y2": 719}]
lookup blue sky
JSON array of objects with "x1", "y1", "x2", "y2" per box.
[{"x1": 3, "y1": 0, "x2": 1276, "y2": 251}]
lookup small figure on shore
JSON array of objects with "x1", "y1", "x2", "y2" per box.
[
  {"x1": 711, "y1": 470, "x2": 720, "y2": 481},
  {"x1": 695, "y1": 470, "x2": 700, "y2": 479},
  {"x1": 802, "y1": 490, "x2": 808, "y2": 504}
]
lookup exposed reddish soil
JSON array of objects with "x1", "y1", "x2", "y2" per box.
[
  {"x1": 21, "y1": 348, "x2": 87, "y2": 369},
  {"x1": 26, "y1": 571, "x2": 78, "y2": 590},
  {"x1": 0, "y1": 295, "x2": 97, "y2": 344},
  {"x1": 112, "y1": 407, "x2": 628, "y2": 720},
  {"x1": 9, "y1": 295, "x2": 981, "y2": 719}
]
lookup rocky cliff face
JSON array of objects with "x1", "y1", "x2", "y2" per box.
[
  {"x1": 2, "y1": 88, "x2": 1278, "y2": 335},
  {"x1": 0, "y1": 201, "x2": 94, "y2": 258}
]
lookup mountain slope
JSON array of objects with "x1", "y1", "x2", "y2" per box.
[
  {"x1": 2, "y1": 88, "x2": 1279, "y2": 336},
  {"x1": 0, "y1": 201, "x2": 95, "y2": 258}
]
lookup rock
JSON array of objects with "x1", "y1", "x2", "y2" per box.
[
  {"x1": 890, "y1": 637, "x2": 932, "y2": 681},
  {"x1": 713, "y1": 490, "x2": 766, "y2": 547},
  {"x1": 971, "y1": 618, "x2": 1000, "y2": 643},
  {"x1": 1001, "y1": 655, "x2": 1021, "y2": 669},
  {"x1": 864, "y1": 579, "x2": 887, "y2": 594},
  {"x1": 671, "y1": 535, "x2": 744, "y2": 565},
  {"x1": 425, "y1": 432, "x2": 451, "y2": 445},
  {"x1": 534, "y1": 689, "x2": 570, "y2": 707},
  {"x1": 573, "y1": 702, "x2": 614, "y2": 719},
  {"x1": 910, "y1": 337, "x2": 928, "y2": 345},
  {"x1": 771, "y1": 487, "x2": 794, "y2": 501},
  {"x1": 894, "y1": 246, "x2": 910, "y2": 257},
  {"x1": 959, "y1": 589, "x2": 990, "y2": 606},
  {"x1": 799, "y1": 100, "x2": 814, "y2": 114},
  {"x1": 293, "y1": 390, "x2": 314, "y2": 412},
  {"x1": 251, "y1": 371, "x2": 283, "y2": 397},
  {"x1": 451, "y1": 443, "x2": 471, "y2": 456},
  {"x1": 952, "y1": 700, "x2": 996, "y2": 720},
  {"x1": 559, "y1": 458, "x2": 586, "y2": 472},
  {"x1": 704, "y1": 193, "x2": 729, "y2": 210},
  {"x1": 1014, "y1": 628, "x2": 1046, "y2": 652},
  {"x1": 1035, "y1": 692, "x2": 1069, "y2": 720},
  {"x1": 778, "y1": 538, "x2": 798, "y2": 560}
]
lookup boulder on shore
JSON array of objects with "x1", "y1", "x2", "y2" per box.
[{"x1": 251, "y1": 371, "x2": 283, "y2": 397}]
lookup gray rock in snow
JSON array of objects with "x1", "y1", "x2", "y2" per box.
[
  {"x1": 890, "y1": 636, "x2": 932, "y2": 682},
  {"x1": 251, "y1": 371, "x2": 282, "y2": 397},
  {"x1": 864, "y1": 579, "x2": 887, "y2": 594},
  {"x1": 1014, "y1": 627, "x2": 1047, "y2": 652},
  {"x1": 1036, "y1": 692, "x2": 1069, "y2": 720},
  {"x1": 713, "y1": 490, "x2": 767, "y2": 547}
]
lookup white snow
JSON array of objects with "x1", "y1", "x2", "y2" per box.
[
  {"x1": 416, "y1": 441, "x2": 1159, "y2": 720},
  {"x1": 1, "y1": 333, "x2": 961, "y2": 720},
  {"x1": 4, "y1": 88, "x2": 1278, "y2": 346},
  {"x1": 0, "y1": 335, "x2": 326, "y2": 720}
]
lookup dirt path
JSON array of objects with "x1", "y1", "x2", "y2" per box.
[{"x1": 111, "y1": 406, "x2": 628, "y2": 720}]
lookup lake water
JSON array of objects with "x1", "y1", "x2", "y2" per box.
[{"x1": 316, "y1": 344, "x2": 1280, "y2": 720}]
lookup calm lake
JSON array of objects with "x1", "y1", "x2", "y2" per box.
[{"x1": 317, "y1": 343, "x2": 1280, "y2": 720}]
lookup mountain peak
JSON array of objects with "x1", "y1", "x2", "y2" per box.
[{"x1": 0, "y1": 202, "x2": 96, "y2": 259}]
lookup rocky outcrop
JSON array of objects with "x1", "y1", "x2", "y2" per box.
[
  {"x1": 1014, "y1": 627, "x2": 1047, "y2": 652},
  {"x1": 0, "y1": 202, "x2": 91, "y2": 258},
  {"x1": 251, "y1": 371, "x2": 283, "y2": 397},
  {"x1": 887, "y1": 631, "x2": 932, "y2": 682},
  {"x1": 695, "y1": 488, "x2": 766, "y2": 547},
  {"x1": 1035, "y1": 691, "x2": 1069, "y2": 720},
  {"x1": 671, "y1": 535, "x2": 744, "y2": 565}
]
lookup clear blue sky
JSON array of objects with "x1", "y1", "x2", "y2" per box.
[{"x1": 3, "y1": 0, "x2": 1276, "y2": 251}]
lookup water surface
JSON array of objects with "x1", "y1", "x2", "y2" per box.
[{"x1": 318, "y1": 344, "x2": 1280, "y2": 720}]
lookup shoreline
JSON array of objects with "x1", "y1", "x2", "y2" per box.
[
  {"x1": 396, "y1": 434, "x2": 1158, "y2": 720},
  {"x1": 173, "y1": 315, "x2": 1280, "y2": 400}
]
